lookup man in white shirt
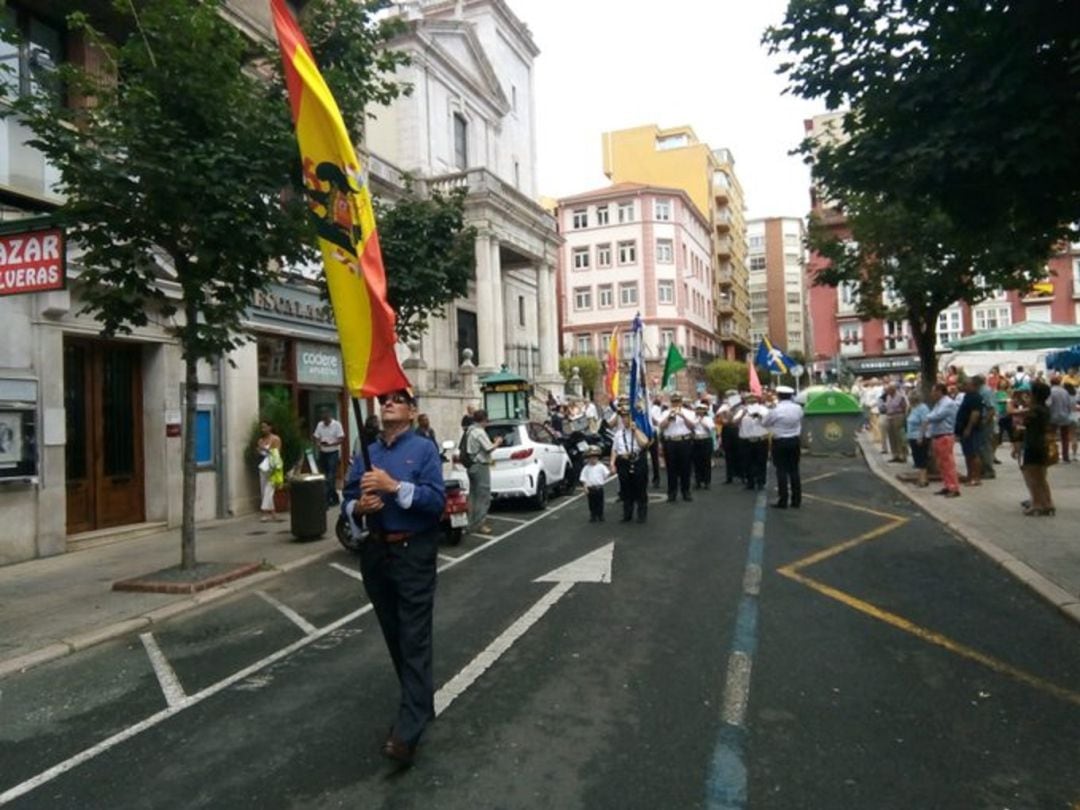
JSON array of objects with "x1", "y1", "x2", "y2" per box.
[
  {"x1": 764, "y1": 385, "x2": 804, "y2": 508},
  {"x1": 312, "y1": 408, "x2": 345, "y2": 506},
  {"x1": 648, "y1": 396, "x2": 666, "y2": 488},
  {"x1": 661, "y1": 392, "x2": 696, "y2": 502},
  {"x1": 716, "y1": 390, "x2": 742, "y2": 485},
  {"x1": 735, "y1": 393, "x2": 769, "y2": 491},
  {"x1": 691, "y1": 401, "x2": 713, "y2": 490},
  {"x1": 610, "y1": 403, "x2": 651, "y2": 523}
]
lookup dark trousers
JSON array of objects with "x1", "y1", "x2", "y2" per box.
[
  {"x1": 319, "y1": 450, "x2": 340, "y2": 505},
  {"x1": 616, "y1": 456, "x2": 649, "y2": 521},
  {"x1": 586, "y1": 487, "x2": 605, "y2": 519},
  {"x1": 664, "y1": 439, "x2": 692, "y2": 499},
  {"x1": 771, "y1": 436, "x2": 801, "y2": 506},
  {"x1": 359, "y1": 529, "x2": 438, "y2": 747},
  {"x1": 1061, "y1": 425, "x2": 1072, "y2": 463},
  {"x1": 721, "y1": 425, "x2": 741, "y2": 482},
  {"x1": 649, "y1": 440, "x2": 661, "y2": 486},
  {"x1": 741, "y1": 439, "x2": 767, "y2": 489},
  {"x1": 692, "y1": 438, "x2": 712, "y2": 488}
]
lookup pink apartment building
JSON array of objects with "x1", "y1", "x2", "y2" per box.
[{"x1": 556, "y1": 183, "x2": 719, "y2": 394}]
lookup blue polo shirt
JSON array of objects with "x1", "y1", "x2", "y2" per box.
[
  {"x1": 926, "y1": 396, "x2": 959, "y2": 437},
  {"x1": 342, "y1": 429, "x2": 445, "y2": 534}
]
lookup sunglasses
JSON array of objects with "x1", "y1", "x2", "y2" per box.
[{"x1": 377, "y1": 392, "x2": 413, "y2": 406}]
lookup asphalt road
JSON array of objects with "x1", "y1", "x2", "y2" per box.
[{"x1": 1, "y1": 458, "x2": 1078, "y2": 809}]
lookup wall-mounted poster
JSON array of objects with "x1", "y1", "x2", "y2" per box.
[{"x1": 0, "y1": 411, "x2": 22, "y2": 466}]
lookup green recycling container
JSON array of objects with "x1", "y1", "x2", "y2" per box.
[
  {"x1": 802, "y1": 390, "x2": 863, "y2": 456},
  {"x1": 290, "y1": 474, "x2": 327, "y2": 540}
]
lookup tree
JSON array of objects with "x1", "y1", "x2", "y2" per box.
[
  {"x1": 4, "y1": 0, "x2": 408, "y2": 570},
  {"x1": 808, "y1": 195, "x2": 1046, "y2": 391},
  {"x1": 376, "y1": 187, "x2": 476, "y2": 343},
  {"x1": 705, "y1": 360, "x2": 748, "y2": 395},
  {"x1": 765, "y1": 1, "x2": 1080, "y2": 246}
]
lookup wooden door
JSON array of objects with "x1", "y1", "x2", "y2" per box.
[{"x1": 65, "y1": 340, "x2": 145, "y2": 533}]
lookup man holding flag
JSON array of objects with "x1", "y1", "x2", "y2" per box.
[
  {"x1": 616, "y1": 315, "x2": 654, "y2": 521},
  {"x1": 271, "y1": 0, "x2": 443, "y2": 766}
]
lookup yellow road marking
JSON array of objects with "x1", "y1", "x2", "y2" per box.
[{"x1": 784, "y1": 491, "x2": 1080, "y2": 707}]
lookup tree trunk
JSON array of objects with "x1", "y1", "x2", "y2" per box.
[
  {"x1": 181, "y1": 307, "x2": 200, "y2": 570},
  {"x1": 910, "y1": 314, "x2": 940, "y2": 399}
]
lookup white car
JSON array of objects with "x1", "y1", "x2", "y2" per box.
[{"x1": 485, "y1": 420, "x2": 571, "y2": 508}]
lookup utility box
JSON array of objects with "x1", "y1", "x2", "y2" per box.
[
  {"x1": 289, "y1": 474, "x2": 327, "y2": 540},
  {"x1": 802, "y1": 390, "x2": 863, "y2": 457}
]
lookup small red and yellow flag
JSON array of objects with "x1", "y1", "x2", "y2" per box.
[
  {"x1": 270, "y1": 0, "x2": 410, "y2": 397},
  {"x1": 604, "y1": 332, "x2": 620, "y2": 399}
]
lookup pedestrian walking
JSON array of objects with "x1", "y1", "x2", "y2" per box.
[
  {"x1": 255, "y1": 420, "x2": 284, "y2": 522},
  {"x1": 580, "y1": 446, "x2": 608, "y2": 522},
  {"x1": 341, "y1": 388, "x2": 446, "y2": 766},
  {"x1": 463, "y1": 409, "x2": 503, "y2": 535},
  {"x1": 611, "y1": 404, "x2": 650, "y2": 522},
  {"x1": 926, "y1": 382, "x2": 961, "y2": 497},
  {"x1": 736, "y1": 393, "x2": 769, "y2": 491},
  {"x1": 414, "y1": 413, "x2": 438, "y2": 450},
  {"x1": 1017, "y1": 380, "x2": 1056, "y2": 516},
  {"x1": 691, "y1": 401, "x2": 713, "y2": 489},
  {"x1": 312, "y1": 408, "x2": 345, "y2": 506},
  {"x1": 661, "y1": 393, "x2": 695, "y2": 502},
  {"x1": 764, "y1": 385, "x2": 803, "y2": 509}
]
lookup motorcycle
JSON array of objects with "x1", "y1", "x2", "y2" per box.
[
  {"x1": 335, "y1": 440, "x2": 470, "y2": 553},
  {"x1": 558, "y1": 414, "x2": 612, "y2": 494}
]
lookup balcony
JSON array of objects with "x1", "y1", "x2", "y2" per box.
[
  {"x1": 716, "y1": 265, "x2": 734, "y2": 287},
  {"x1": 715, "y1": 211, "x2": 731, "y2": 235},
  {"x1": 717, "y1": 295, "x2": 734, "y2": 315},
  {"x1": 716, "y1": 237, "x2": 732, "y2": 259}
]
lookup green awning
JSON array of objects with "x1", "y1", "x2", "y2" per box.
[{"x1": 946, "y1": 321, "x2": 1080, "y2": 351}]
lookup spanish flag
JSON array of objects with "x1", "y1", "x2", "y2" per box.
[
  {"x1": 604, "y1": 331, "x2": 620, "y2": 399},
  {"x1": 270, "y1": 0, "x2": 410, "y2": 397}
]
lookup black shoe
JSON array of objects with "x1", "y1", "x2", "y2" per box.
[
  {"x1": 621, "y1": 516, "x2": 633, "y2": 522},
  {"x1": 791, "y1": 501, "x2": 801, "y2": 509},
  {"x1": 771, "y1": 501, "x2": 788, "y2": 509},
  {"x1": 598, "y1": 515, "x2": 605, "y2": 522},
  {"x1": 683, "y1": 494, "x2": 693, "y2": 502},
  {"x1": 636, "y1": 516, "x2": 647, "y2": 524},
  {"x1": 667, "y1": 496, "x2": 677, "y2": 503},
  {"x1": 381, "y1": 736, "x2": 416, "y2": 766}
]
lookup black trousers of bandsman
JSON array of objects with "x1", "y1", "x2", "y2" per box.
[
  {"x1": 649, "y1": 440, "x2": 661, "y2": 487},
  {"x1": 692, "y1": 437, "x2": 712, "y2": 489},
  {"x1": 721, "y1": 425, "x2": 741, "y2": 483},
  {"x1": 771, "y1": 436, "x2": 802, "y2": 507},
  {"x1": 664, "y1": 438, "x2": 692, "y2": 500},
  {"x1": 616, "y1": 455, "x2": 649, "y2": 522},
  {"x1": 741, "y1": 438, "x2": 768, "y2": 490}
]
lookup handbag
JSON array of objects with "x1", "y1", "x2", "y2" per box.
[
  {"x1": 1045, "y1": 428, "x2": 1060, "y2": 466},
  {"x1": 258, "y1": 455, "x2": 272, "y2": 473}
]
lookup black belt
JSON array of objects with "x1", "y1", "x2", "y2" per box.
[{"x1": 664, "y1": 436, "x2": 690, "y2": 442}]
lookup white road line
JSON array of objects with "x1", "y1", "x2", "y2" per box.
[
  {"x1": 435, "y1": 581, "x2": 573, "y2": 716},
  {"x1": 438, "y1": 553, "x2": 457, "y2": 563},
  {"x1": 256, "y1": 591, "x2": 318, "y2": 636},
  {"x1": 138, "y1": 633, "x2": 186, "y2": 709},
  {"x1": 489, "y1": 516, "x2": 528, "y2": 524},
  {"x1": 0, "y1": 492, "x2": 584, "y2": 807},
  {"x1": 329, "y1": 562, "x2": 364, "y2": 582}
]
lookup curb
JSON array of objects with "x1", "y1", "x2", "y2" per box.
[
  {"x1": 0, "y1": 545, "x2": 341, "y2": 681},
  {"x1": 856, "y1": 436, "x2": 1080, "y2": 626}
]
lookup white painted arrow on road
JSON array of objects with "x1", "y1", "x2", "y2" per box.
[{"x1": 434, "y1": 543, "x2": 614, "y2": 716}]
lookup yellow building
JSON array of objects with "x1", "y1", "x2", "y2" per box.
[{"x1": 601, "y1": 124, "x2": 751, "y2": 358}]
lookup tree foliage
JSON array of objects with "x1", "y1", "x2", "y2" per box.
[
  {"x1": 766, "y1": 0, "x2": 1080, "y2": 245},
  {"x1": 376, "y1": 188, "x2": 476, "y2": 343},
  {"x1": 704, "y1": 360, "x2": 748, "y2": 395},
  {"x1": 1, "y1": 0, "x2": 409, "y2": 568}
]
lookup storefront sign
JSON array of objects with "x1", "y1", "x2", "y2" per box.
[
  {"x1": 0, "y1": 227, "x2": 65, "y2": 297},
  {"x1": 848, "y1": 355, "x2": 920, "y2": 373},
  {"x1": 296, "y1": 342, "x2": 343, "y2": 386},
  {"x1": 251, "y1": 285, "x2": 334, "y2": 326}
]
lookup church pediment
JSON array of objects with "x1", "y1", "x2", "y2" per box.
[{"x1": 420, "y1": 20, "x2": 510, "y2": 114}]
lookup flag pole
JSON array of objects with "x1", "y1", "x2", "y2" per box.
[{"x1": 351, "y1": 396, "x2": 373, "y2": 470}]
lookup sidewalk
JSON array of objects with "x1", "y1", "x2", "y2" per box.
[
  {"x1": 858, "y1": 433, "x2": 1080, "y2": 626},
  {"x1": 0, "y1": 510, "x2": 343, "y2": 679}
]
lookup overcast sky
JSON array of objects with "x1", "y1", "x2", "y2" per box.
[{"x1": 507, "y1": 0, "x2": 824, "y2": 220}]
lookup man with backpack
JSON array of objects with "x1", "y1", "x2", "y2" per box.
[{"x1": 461, "y1": 409, "x2": 502, "y2": 535}]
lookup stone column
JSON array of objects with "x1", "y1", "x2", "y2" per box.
[
  {"x1": 535, "y1": 261, "x2": 564, "y2": 397},
  {"x1": 474, "y1": 231, "x2": 497, "y2": 373}
]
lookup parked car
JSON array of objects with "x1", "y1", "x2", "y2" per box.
[{"x1": 486, "y1": 419, "x2": 571, "y2": 508}]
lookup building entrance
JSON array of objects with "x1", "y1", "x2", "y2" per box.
[{"x1": 64, "y1": 339, "x2": 146, "y2": 533}]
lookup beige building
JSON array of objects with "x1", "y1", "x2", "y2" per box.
[
  {"x1": 600, "y1": 124, "x2": 750, "y2": 359},
  {"x1": 746, "y1": 218, "x2": 811, "y2": 358}
]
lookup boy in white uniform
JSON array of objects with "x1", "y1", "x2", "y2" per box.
[{"x1": 580, "y1": 446, "x2": 608, "y2": 522}]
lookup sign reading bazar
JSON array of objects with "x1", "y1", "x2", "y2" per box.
[{"x1": 0, "y1": 228, "x2": 65, "y2": 297}]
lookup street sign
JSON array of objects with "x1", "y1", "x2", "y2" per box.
[{"x1": 792, "y1": 364, "x2": 805, "y2": 378}]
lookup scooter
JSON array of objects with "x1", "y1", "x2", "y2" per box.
[{"x1": 335, "y1": 440, "x2": 470, "y2": 553}]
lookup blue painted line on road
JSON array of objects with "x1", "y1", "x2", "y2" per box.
[{"x1": 705, "y1": 486, "x2": 769, "y2": 810}]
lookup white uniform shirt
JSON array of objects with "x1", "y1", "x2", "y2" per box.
[
  {"x1": 763, "y1": 400, "x2": 803, "y2": 438},
  {"x1": 738, "y1": 404, "x2": 769, "y2": 439},
  {"x1": 649, "y1": 403, "x2": 665, "y2": 430},
  {"x1": 612, "y1": 425, "x2": 643, "y2": 456},
  {"x1": 580, "y1": 462, "x2": 608, "y2": 488},
  {"x1": 662, "y1": 406, "x2": 696, "y2": 438},
  {"x1": 313, "y1": 419, "x2": 345, "y2": 451},
  {"x1": 692, "y1": 413, "x2": 712, "y2": 439}
]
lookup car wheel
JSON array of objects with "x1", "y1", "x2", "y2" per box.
[
  {"x1": 336, "y1": 514, "x2": 363, "y2": 554},
  {"x1": 531, "y1": 473, "x2": 548, "y2": 510}
]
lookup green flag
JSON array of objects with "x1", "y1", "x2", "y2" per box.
[{"x1": 661, "y1": 342, "x2": 687, "y2": 389}]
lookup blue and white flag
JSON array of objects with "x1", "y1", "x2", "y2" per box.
[
  {"x1": 755, "y1": 337, "x2": 795, "y2": 374},
  {"x1": 628, "y1": 314, "x2": 654, "y2": 439}
]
